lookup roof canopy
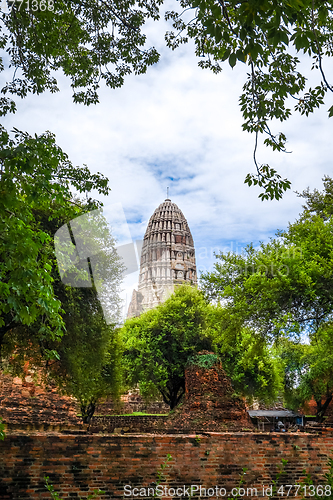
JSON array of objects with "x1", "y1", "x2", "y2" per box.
[{"x1": 248, "y1": 410, "x2": 303, "y2": 418}]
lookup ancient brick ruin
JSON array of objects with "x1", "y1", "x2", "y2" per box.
[
  {"x1": 158, "y1": 351, "x2": 253, "y2": 432},
  {"x1": 0, "y1": 367, "x2": 168, "y2": 432},
  {"x1": 0, "y1": 366, "x2": 80, "y2": 430},
  {"x1": 127, "y1": 198, "x2": 197, "y2": 318}
]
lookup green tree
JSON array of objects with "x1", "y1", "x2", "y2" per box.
[
  {"x1": 0, "y1": 127, "x2": 110, "y2": 359},
  {"x1": 1, "y1": 201, "x2": 124, "y2": 423},
  {"x1": 121, "y1": 285, "x2": 212, "y2": 409},
  {"x1": 3, "y1": 1, "x2": 333, "y2": 199},
  {"x1": 201, "y1": 176, "x2": 333, "y2": 418},
  {"x1": 49, "y1": 288, "x2": 123, "y2": 424},
  {"x1": 278, "y1": 327, "x2": 333, "y2": 422},
  {"x1": 207, "y1": 305, "x2": 283, "y2": 404},
  {"x1": 297, "y1": 175, "x2": 333, "y2": 220},
  {"x1": 201, "y1": 209, "x2": 333, "y2": 342},
  {"x1": 121, "y1": 284, "x2": 282, "y2": 409},
  {"x1": 0, "y1": 0, "x2": 161, "y2": 111}
]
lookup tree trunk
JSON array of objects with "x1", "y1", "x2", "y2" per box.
[
  {"x1": 81, "y1": 401, "x2": 96, "y2": 424},
  {"x1": 168, "y1": 386, "x2": 185, "y2": 410},
  {"x1": 316, "y1": 394, "x2": 333, "y2": 423},
  {"x1": 0, "y1": 319, "x2": 17, "y2": 359}
]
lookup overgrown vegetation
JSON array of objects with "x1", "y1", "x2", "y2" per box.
[
  {"x1": 121, "y1": 286, "x2": 212, "y2": 409},
  {"x1": 201, "y1": 176, "x2": 333, "y2": 420},
  {"x1": 0, "y1": 129, "x2": 124, "y2": 423},
  {"x1": 187, "y1": 353, "x2": 219, "y2": 369},
  {"x1": 45, "y1": 476, "x2": 105, "y2": 499},
  {"x1": 0, "y1": 417, "x2": 5, "y2": 440},
  {"x1": 121, "y1": 285, "x2": 283, "y2": 409}
]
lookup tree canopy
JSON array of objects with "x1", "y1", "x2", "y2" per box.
[
  {"x1": 121, "y1": 286, "x2": 211, "y2": 409},
  {"x1": 2, "y1": 0, "x2": 333, "y2": 199},
  {"x1": 277, "y1": 325, "x2": 333, "y2": 422},
  {"x1": 201, "y1": 185, "x2": 333, "y2": 342},
  {"x1": 121, "y1": 284, "x2": 282, "y2": 409},
  {"x1": 207, "y1": 306, "x2": 283, "y2": 404},
  {"x1": 201, "y1": 176, "x2": 333, "y2": 419},
  {"x1": 1, "y1": 191, "x2": 124, "y2": 423},
  {"x1": 0, "y1": 0, "x2": 162, "y2": 110},
  {"x1": 121, "y1": 285, "x2": 212, "y2": 409},
  {"x1": 0, "y1": 127, "x2": 111, "y2": 359},
  {"x1": 48, "y1": 287, "x2": 123, "y2": 424}
]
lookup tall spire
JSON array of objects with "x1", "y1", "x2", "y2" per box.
[{"x1": 127, "y1": 199, "x2": 197, "y2": 318}]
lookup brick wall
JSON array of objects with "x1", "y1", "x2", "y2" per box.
[
  {"x1": 0, "y1": 372, "x2": 168, "y2": 428},
  {"x1": 0, "y1": 372, "x2": 80, "y2": 427},
  {"x1": 1, "y1": 431, "x2": 333, "y2": 499},
  {"x1": 89, "y1": 414, "x2": 168, "y2": 433}
]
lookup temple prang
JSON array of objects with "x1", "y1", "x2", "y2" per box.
[{"x1": 127, "y1": 198, "x2": 197, "y2": 318}]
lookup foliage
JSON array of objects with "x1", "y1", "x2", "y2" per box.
[
  {"x1": 3, "y1": 1, "x2": 333, "y2": 199},
  {"x1": 122, "y1": 284, "x2": 282, "y2": 408},
  {"x1": 201, "y1": 192, "x2": 333, "y2": 343},
  {"x1": 298, "y1": 175, "x2": 333, "y2": 220},
  {"x1": 276, "y1": 338, "x2": 309, "y2": 410},
  {"x1": 187, "y1": 352, "x2": 218, "y2": 369},
  {"x1": 165, "y1": 0, "x2": 333, "y2": 199},
  {"x1": 121, "y1": 285, "x2": 212, "y2": 409},
  {"x1": 2, "y1": 200, "x2": 123, "y2": 423},
  {"x1": 201, "y1": 176, "x2": 333, "y2": 418},
  {"x1": 0, "y1": 129, "x2": 124, "y2": 422},
  {"x1": 207, "y1": 305, "x2": 283, "y2": 404},
  {"x1": 0, "y1": 0, "x2": 162, "y2": 110},
  {"x1": 0, "y1": 417, "x2": 5, "y2": 440},
  {"x1": 0, "y1": 126, "x2": 110, "y2": 359},
  {"x1": 298, "y1": 455, "x2": 333, "y2": 499},
  {"x1": 155, "y1": 454, "x2": 173, "y2": 485},
  {"x1": 48, "y1": 288, "x2": 124, "y2": 424},
  {"x1": 279, "y1": 326, "x2": 333, "y2": 422},
  {"x1": 44, "y1": 476, "x2": 105, "y2": 499},
  {"x1": 230, "y1": 467, "x2": 248, "y2": 500},
  {"x1": 271, "y1": 458, "x2": 289, "y2": 497}
]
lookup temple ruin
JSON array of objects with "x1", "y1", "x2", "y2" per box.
[
  {"x1": 127, "y1": 198, "x2": 197, "y2": 317},
  {"x1": 157, "y1": 351, "x2": 253, "y2": 432}
]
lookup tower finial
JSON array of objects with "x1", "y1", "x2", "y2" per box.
[{"x1": 166, "y1": 186, "x2": 170, "y2": 200}]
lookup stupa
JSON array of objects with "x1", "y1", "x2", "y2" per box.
[{"x1": 127, "y1": 198, "x2": 197, "y2": 318}]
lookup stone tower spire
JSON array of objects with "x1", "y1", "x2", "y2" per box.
[{"x1": 127, "y1": 199, "x2": 197, "y2": 318}]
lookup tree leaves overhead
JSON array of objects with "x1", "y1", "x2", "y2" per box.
[
  {"x1": 166, "y1": 0, "x2": 333, "y2": 199},
  {"x1": 0, "y1": 0, "x2": 162, "y2": 108},
  {"x1": 2, "y1": 1, "x2": 333, "y2": 199}
]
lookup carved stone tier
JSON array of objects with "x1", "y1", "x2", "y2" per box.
[{"x1": 127, "y1": 199, "x2": 197, "y2": 317}]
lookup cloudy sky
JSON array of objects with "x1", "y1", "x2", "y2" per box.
[{"x1": 3, "y1": 5, "x2": 333, "y2": 318}]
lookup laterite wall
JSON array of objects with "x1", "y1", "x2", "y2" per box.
[{"x1": 1, "y1": 431, "x2": 333, "y2": 499}]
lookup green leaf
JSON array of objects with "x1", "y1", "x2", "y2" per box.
[{"x1": 229, "y1": 53, "x2": 237, "y2": 68}]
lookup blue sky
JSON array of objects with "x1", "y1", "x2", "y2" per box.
[{"x1": 2, "y1": 4, "x2": 333, "y2": 318}]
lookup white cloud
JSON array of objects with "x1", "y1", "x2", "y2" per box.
[{"x1": 2, "y1": 11, "x2": 333, "y2": 318}]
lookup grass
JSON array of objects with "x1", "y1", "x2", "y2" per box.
[{"x1": 77, "y1": 412, "x2": 168, "y2": 417}]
